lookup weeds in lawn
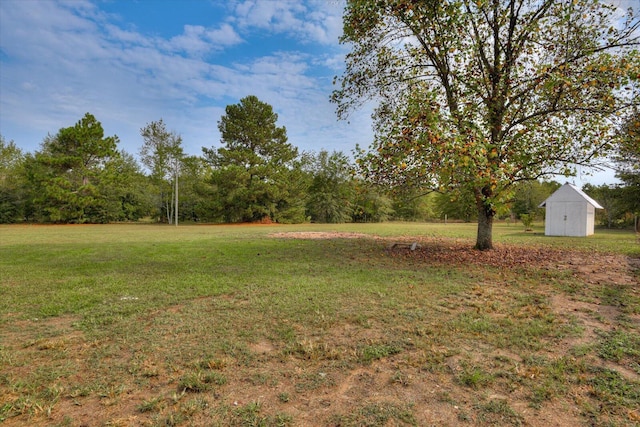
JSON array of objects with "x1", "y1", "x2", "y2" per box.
[
  {"x1": 331, "y1": 402, "x2": 417, "y2": 426},
  {"x1": 277, "y1": 392, "x2": 290, "y2": 403},
  {"x1": 222, "y1": 401, "x2": 294, "y2": 427},
  {"x1": 475, "y1": 399, "x2": 523, "y2": 426},
  {"x1": 137, "y1": 396, "x2": 165, "y2": 413},
  {"x1": 584, "y1": 367, "x2": 640, "y2": 423},
  {"x1": 525, "y1": 357, "x2": 580, "y2": 409},
  {"x1": 457, "y1": 364, "x2": 494, "y2": 389},
  {"x1": 391, "y1": 369, "x2": 412, "y2": 386},
  {"x1": 358, "y1": 342, "x2": 403, "y2": 364},
  {"x1": 283, "y1": 339, "x2": 341, "y2": 361},
  {"x1": 232, "y1": 401, "x2": 265, "y2": 425},
  {"x1": 177, "y1": 370, "x2": 226, "y2": 393},
  {"x1": 597, "y1": 330, "x2": 640, "y2": 363},
  {"x1": 294, "y1": 370, "x2": 335, "y2": 392}
]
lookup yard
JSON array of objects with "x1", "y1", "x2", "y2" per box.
[{"x1": 1, "y1": 223, "x2": 638, "y2": 426}]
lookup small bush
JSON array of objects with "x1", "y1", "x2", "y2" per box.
[{"x1": 520, "y1": 213, "x2": 535, "y2": 231}]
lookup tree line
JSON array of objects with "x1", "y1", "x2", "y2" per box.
[{"x1": 0, "y1": 95, "x2": 637, "y2": 227}]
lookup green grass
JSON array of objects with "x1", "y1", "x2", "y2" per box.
[
  {"x1": 330, "y1": 402, "x2": 417, "y2": 426},
  {"x1": 1, "y1": 222, "x2": 634, "y2": 322},
  {"x1": 0, "y1": 222, "x2": 638, "y2": 426}
]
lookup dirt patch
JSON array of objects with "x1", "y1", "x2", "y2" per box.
[
  {"x1": 250, "y1": 340, "x2": 277, "y2": 354},
  {"x1": 271, "y1": 231, "x2": 372, "y2": 240}
]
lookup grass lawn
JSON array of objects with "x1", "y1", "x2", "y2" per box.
[{"x1": 1, "y1": 222, "x2": 638, "y2": 426}]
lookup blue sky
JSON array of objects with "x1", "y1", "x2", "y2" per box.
[
  {"x1": 0, "y1": 0, "x2": 635, "y2": 185},
  {"x1": 0, "y1": 0, "x2": 371, "y2": 158}
]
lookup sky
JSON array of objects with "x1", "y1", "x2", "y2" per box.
[
  {"x1": 0, "y1": 1, "x2": 371, "y2": 159},
  {"x1": 0, "y1": 0, "x2": 636, "y2": 186}
]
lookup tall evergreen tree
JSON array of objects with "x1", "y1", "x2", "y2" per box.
[
  {"x1": 29, "y1": 113, "x2": 119, "y2": 223},
  {"x1": 203, "y1": 96, "x2": 304, "y2": 223}
]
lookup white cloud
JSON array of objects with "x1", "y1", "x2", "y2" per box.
[
  {"x1": 105, "y1": 23, "x2": 152, "y2": 46},
  {"x1": 232, "y1": 0, "x2": 304, "y2": 31},
  {"x1": 229, "y1": 0, "x2": 344, "y2": 45},
  {"x1": 166, "y1": 23, "x2": 243, "y2": 56},
  {"x1": 0, "y1": 0, "x2": 98, "y2": 61},
  {"x1": 0, "y1": 0, "x2": 369, "y2": 160},
  {"x1": 168, "y1": 25, "x2": 215, "y2": 56},
  {"x1": 206, "y1": 23, "x2": 244, "y2": 46}
]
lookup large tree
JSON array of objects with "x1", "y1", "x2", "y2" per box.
[
  {"x1": 0, "y1": 135, "x2": 26, "y2": 223},
  {"x1": 29, "y1": 113, "x2": 119, "y2": 223},
  {"x1": 203, "y1": 95, "x2": 304, "y2": 223},
  {"x1": 583, "y1": 183, "x2": 626, "y2": 228},
  {"x1": 139, "y1": 119, "x2": 184, "y2": 224},
  {"x1": 96, "y1": 151, "x2": 156, "y2": 222},
  {"x1": 333, "y1": 0, "x2": 639, "y2": 249},
  {"x1": 613, "y1": 109, "x2": 640, "y2": 229},
  {"x1": 306, "y1": 150, "x2": 355, "y2": 223},
  {"x1": 176, "y1": 155, "x2": 211, "y2": 222}
]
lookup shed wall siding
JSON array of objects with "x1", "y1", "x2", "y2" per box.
[
  {"x1": 540, "y1": 183, "x2": 602, "y2": 237},
  {"x1": 545, "y1": 201, "x2": 588, "y2": 236},
  {"x1": 586, "y1": 204, "x2": 595, "y2": 236}
]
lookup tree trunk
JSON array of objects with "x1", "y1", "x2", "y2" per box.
[
  {"x1": 166, "y1": 195, "x2": 172, "y2": 224},
  {"x1": 174, "y1": 172, "x2": 178, "y2": 227},
  {"x1": 475, "y1": 191, "x2": 495, "y2": 251}
]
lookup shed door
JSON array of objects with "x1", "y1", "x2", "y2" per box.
[{"x1": 562, "y1": 202, "x2": 584, "y2": 236}]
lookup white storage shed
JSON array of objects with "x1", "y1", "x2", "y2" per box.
[{"x1": 538, "y1": 183, "x2": 604, "y2": 237}]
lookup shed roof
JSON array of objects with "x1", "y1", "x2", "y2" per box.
[{"x1": 538, "y1": 182, "x2": 604, "y2": 209}]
